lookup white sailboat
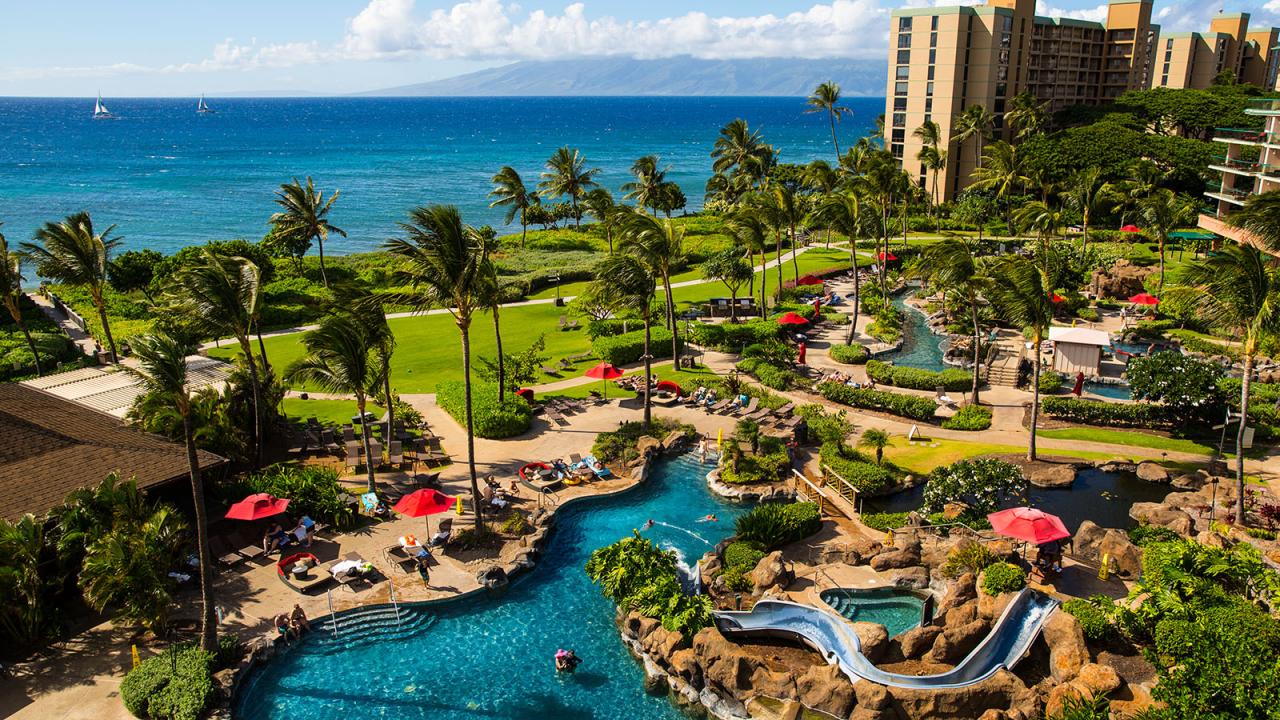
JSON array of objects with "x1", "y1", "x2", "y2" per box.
[
  {"x1": 92, "y1": 93, "x2": 114, "y2": 119},
  {"x1": 197, "y1": 94, "x2": 214, "y2": 114}
]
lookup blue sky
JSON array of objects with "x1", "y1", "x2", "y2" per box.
[{"x1": 3, "y1": 0, "x2": 1278, "y2": 96}]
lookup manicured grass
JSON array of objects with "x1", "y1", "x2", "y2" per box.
[
  {"x1": 881, "y1": 437, "x2": 1163, "y2": 475},
  {"x1": 282, "y1": 397, "x2": 385, "y2": 427},
  {"x1": 1036, "y1": 427, "x2": 1216, "y2": 456},
  {"x1": 542, "y1": 363, "x2": 723, "y2": 400}
]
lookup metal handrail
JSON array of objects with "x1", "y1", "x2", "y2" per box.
[
  {"x1": 388, "y1": 578, "x2": 402, "y2": 627},
  {"x1": 325, "y1": 589, "x2": 338, "y2": 637}
]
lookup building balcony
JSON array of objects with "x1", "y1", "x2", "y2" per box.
[
  {"x1": 1204, "y1": 183, "x2": 1253, "y2": 206},
  {"x1": 1245, "y1": 98, "x2": 1280, "y2": 116},
  {"x1": 1213, "y1": 127, "x2": 1275, "y2": 145},
  {"x1": 1208, "y1": 155, "x2": 1280, "y2": 176},
  {"x1": 1198, "y1": 213, "x2": 1273, "y2": 254}
]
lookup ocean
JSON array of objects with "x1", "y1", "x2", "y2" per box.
[{"x1": 0, "y1": 96, "x2": 881, "y2": 256}]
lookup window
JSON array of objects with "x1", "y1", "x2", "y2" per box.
[
  {"x1": 891, "y1": 143, "x2": 904, "y2": 159},
  {"x1": 898, "y1": 50, "x2": 910, "y2": 64},
  {"x1": 928, "y1": 49, "x2": 936, "y2": 64},
  {"x1": 996, "y1": 83, "x2": 1007, "y2": 97},
  {"x1": 924, "y1": 98, "x2": 933, "y2": 113},
  {"x1": 997, "y1": 65, "x2": 1008, "y2": 81},
  {"x1": 894, "y1": 97, "x2": 907, "y2": 110},
  {"x1": 892, "y1": 112, "x2": 906, "y2": 127},
  {"x1": 1166, "y1": 38, "x2": 1173, "y2": 49},
  {"x1": 930, "y1": 32, "x2": 938, "y2": 47},
  {"x1": 931, "y1": 15, "x2": 938, "y2": 30},
  {"x1": 891, "y1": 129, "x2": 906, "y2": 143},
  {"x1": 927, "y1": 65, "x2": 935, "y2": 80},
  {"x1": 1001, "y1": 15, "x2": 1012, "y2": 31},
  {"x1": 895, "y1": 81, "x2": 909, "y2": 95},
  {"x1": 1160, "y1": 73, "x2": 1168, "y2": 85},
  {"x1": 899, "y1": 16, "x2": 912, "y2": 31},
  {"x1": 926, "y1": 81, "x2": 934, "y2": 96},
  {"x1": 1164, "y1": 50, "x2": 1172, "y2": 62},
  {"x1": 898, "y1": 33, "x2": 912, "y2": 48}
]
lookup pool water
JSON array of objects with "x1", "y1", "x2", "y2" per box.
[
  {"x1": 235, "y1": 453, "x2": 748, "y2": 720},
  {"x1": 885, "y1": 293, "x2": 948, "y2": 373},
  {"x1": 862, "y1": 468, "x2": 1171, "y2": 532},
  {"x1": 1083, "y1": 381, "x2": 1132, "y2": 401},
  {"x1": 820, "y1": 587, "x2": 924, "y2": 637}
]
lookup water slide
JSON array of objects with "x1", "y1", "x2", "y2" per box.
[{"x1": 713, "y1": 589, "x2": 1059, "y2": 689}]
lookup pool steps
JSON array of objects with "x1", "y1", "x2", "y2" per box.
[{"x1": 306, "y1": 605, "x2": 436, "y2": 654}]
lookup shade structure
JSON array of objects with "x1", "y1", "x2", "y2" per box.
[
  {"x1": 225, "y1": 493, "x2": 290, "y2": 521},
  {"x1": 987, "y1": 507, "x2": 1071, "y2": 545},
  {"x1": 797, "y1": 274, "x2": 824, "y2": 287},
  {"x1": 1128, "y1": 293, "x2": 1160, "y2": 306},
  {"x1": 655, "y1": 380, "x2": 682, "y2": 395},
  {"x1": 777, "y1": 312, "x2": 810, "y2": 326},
  {"x1": 393, "y1": 488, "x2": 458, "y2": 536},
  {"x1": 584, "y1": 362, "x2": 625, "y2": 399},
  {"x1": 878, "y1": 251, "x2": 899, "y2": 261},
  {"x1": 1119, "y1": 224, "x2": 1142, "y2": 233}
]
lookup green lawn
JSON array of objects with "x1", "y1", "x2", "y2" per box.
[
  {"x1": 882, "y1": 436, "x2": 1168, "y2": 475},
  {"x1": 543, "y1": 363, "x2": 724, "y2": 400},
  {"x1": 281, "y1": 397, "x2": 385, "y2": 427},
  {"x1": 1036, "y1": 427, "x2": 1216, "y2": 456}
]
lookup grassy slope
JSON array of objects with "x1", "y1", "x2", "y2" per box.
[
  {"x1": 1036, "y1": 427, "x2": 1216, "y2": 456},
  {"x1": 882, "y1": 436, "x2": 1168, "y2": 475}
]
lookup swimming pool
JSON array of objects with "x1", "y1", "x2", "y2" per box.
[
  {"x1": 1083, "y1": 381, "x2": 1132, "y2": 401},
  {"x1": 234, "y1": 453, "x2": 748, "y2": 720},
  {"x1": 885, "y1": 293, "x2": 948, "y2": 373},
  {"x1": 820, "y1": 587, "x2": 926, "y2": 637}
]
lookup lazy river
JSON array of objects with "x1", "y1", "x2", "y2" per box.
[
  {"x1": 235, "y1": 453, "x2": 749, "y2": 720},
  {"x1": 886, "y1": 293, "x2": 948, "y2": 373}
]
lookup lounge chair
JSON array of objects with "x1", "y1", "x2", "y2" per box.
[
  {"x1": 368, "y1": 440, "x2": 383, "y2": 465},
  {"x1": 569, "y1": 452, "x2": 583, "y2": 465},
  {"x1": 414, "y1": 471, "x2": 441, "y2": 489},
  {"x1": 342, "y1": 425, "x2": 355, "y2": 443},
  {"x1": 383, "y1": 544, "x2": 424, "y2": 574},
  {"x1": 934, "y1": 386, "x2": 958, "y2": 408},
  {"x1": 540, "y1": 365, "x2": 561, "y2": 376},
  {"x1": 734, "y1": 396, "x2": 760, "y2": 417},
  {"x1": 344, "y1": 444, "x2": 360, "y2": 471},
  {"x1": 430, "y1": 518, "x2": 453, "y2": 551},
  {"x1": 388, "y1": 440, "x2": 403, "y2": 468},
  {"x1": 707, "y1": 399, "x2": 732, "y2": 413}
]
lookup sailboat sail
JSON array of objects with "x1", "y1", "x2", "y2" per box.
[
  {"x1": 93, "y1": 94, "x2": 111, "y2": 118},
  {"x1": 197, "y1": 94, "x2": 213, "y2": 113}
]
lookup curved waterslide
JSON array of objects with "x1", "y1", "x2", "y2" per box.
[{"x1": 713, "y1": 589, "x2": 1058, "y2": 689}]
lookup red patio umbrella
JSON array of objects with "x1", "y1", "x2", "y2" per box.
[
  {"x1": 797, "y1": 341, "x2": 807, "y2": 365},
  {"x1": 393, "y1": 488, "x2": 458, "y2": 536},
  {"x1": 225, "y1": 493, "x2": 290, "y2": 521},
  {"x1": 1119, "y1": 224, "x2": 1142, "y2": 233},
  {"x1": 584, "y1": 361, "x2": 625, "y2": 399},
  {"x1": 777, "y1": 312, "x2": 810, "y2": 326},
  {"x1": 797, "y1": 274, "x2": 824, "y2": 287},
  {"x1": 878, "y1": 251, "x2": 899, "y2": 262},
  {"x1": 1050, "y1": 293, "x2": 1066, "y2": 304},
  {"x1": 1128, "y1": 293, "x2": 1160, "y2": 306},
  {"x1": 987, "y1": 507, "x2": 1071, "y2": 545},
  {"x1": 1071, "y1": 371, "x2": 1085, "y2": 397},
  {"x1": 655, "y1": 380, "x2": 683, "y2": 395},
  {"x1": 813, "y1": 297, "x2": 822, "y2": 316}
]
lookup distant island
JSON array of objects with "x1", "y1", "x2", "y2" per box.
[{"x1": 356, "y1": 56, "x2": 887, "y2": 97}]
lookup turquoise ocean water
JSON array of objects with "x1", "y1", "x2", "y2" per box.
[{"x1": 0, "y1": 96, "x2": 880, "y2": 255}]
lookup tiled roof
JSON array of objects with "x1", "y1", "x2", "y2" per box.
[{"x1": 0, "y1": 383, "x2": 227, "y2": 521}]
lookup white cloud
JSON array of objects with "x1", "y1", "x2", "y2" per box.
[{"x1": 1037, "y1": 1, "x2": 1109, "y2": 23}]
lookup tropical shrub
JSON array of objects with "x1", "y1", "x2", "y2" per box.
[
  {"x1": 720, "y1": 450, "x2": 791, "y2": 484},
  {"x1": 818, "y1": 382, "x2": 938, "y2": 422},
  {"x1": 237, "y1": 464, "x2": 357, "y2": 529},
  {"x1": 1247, "y1": 527, "x2": 1277, "y2": 540},
  {"x1": 865, "y1": 360, "x2": 970, "y2": 392},
  {"x1": 941, "y1": 404, "x2": 992, "y2": 431},
  {"x1": 1044, "y1": 695, "x2": 1112, "y2": 720},
  {"x1": 860, "y1": 512, "x2": 911, "y2": 531},
  {"x1": 1063, "y1": 596, "x2": 1116, "y2": 642},
  {"x1": 435, "y1": 380, "x2": 533, "y2": 439},
  {"x1": 753, "y1": 362, "x2": 793, "y2": 390},
  {"x1": 688, "y1": 319, "x2": 778, "y2": 352},
  {"x1": 799, "y1": 405, "x2": 854, "y2": 445},
  {"x1": 734, "y1": 502, "x2": 821, "y2": 549},
  {"x1": 819, "y1": 442, "x2": 893, "y2": 494},
  {"x1": 723, "y1": 541, "x2": 767, "y2": 572},
  {"x1": 829, "y1": 344, "x2": 869, "y2": 364},
  {"x1": 499, "y1": 510, "x2": 531, "y2": 535},
  {"x1": 590, "y1": 326, "x2": 674, "y2": 365},
  {"x1": 586, "y1": 533, "x2": 713, "y2": 636},
  {"x1": 778, "y1": 283, "x2": 825, "y2": 302},
  {"x1": 592, "y1": 418, "x2": 695, "y2": 465},
  {"x1": 1127, "y1": 352, "x2": 1224, "y2": 418},
  {"x1": 940, "y1": 541, "x2": 997, "y2": 578},
  {"x1": 1127, "y1": 523, "x2": 1181, "y2": 547},
  {"x1": 921, "y1": 458, "x2": 1025, "y2": 514},
  {"x1": 1038, "y1": 371, "x2": 1064, "y2": 394},
  {"x1": 720, "y1": 566, "x2": 754, "y2": 592},
  {"x1": 980, "y1": 562, "x2": 1026, "y2": 596},
  {"x1": 1040, "y1": 396, "x2": 1171, "y2": 428},
  {"x1": 120, "y1": 644, "x2": 215, "y2": 720}
]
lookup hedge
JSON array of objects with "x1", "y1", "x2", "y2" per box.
[
  {"x1": 435, "y1": 380, "x2": 533, "y2": 439},
  {"x1": 818, "y1": 381, "x2": 938, "y2": 422},
  {"x1": 734, "y1": 502, "x2": 822, "y2": 549},
  {"x1": 866, "y1": 359, "x2": 970, "y2": 392},
  {"x1": 980, "y1": 562, "x2": 1026, "y2": 596},
  {"x1": 820, "y1": 442, "x2": 894, "y2": 494},
  {"x1": 829, "y1": 344, "x2": 869, "y2": 364},
  {"x1": 1038, "y1": 372, "x2": 1064, "y2": 394},
  {"x1": 591, "y1": 326, "x2": 674, "y2": 365},
  {"x1": 688, "y1": 319, "x2": 779, "y2": 352},
  {"x1": 1040, "y1": 396, "x2": 1171, "y2": 428},
  {"x1": 120, "y1": 645, "x2": 215, "y2": 720},
  {"x1": 941, "y1": 404, "x2": 992, "y2": 431},
  {"x1": 724, "y1": 540, "x2": 767, "y2": 571}
]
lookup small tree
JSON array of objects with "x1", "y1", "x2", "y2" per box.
[
  {"x1": 857, "y1": 429, "x2": 891, "y2": 466},
  {"x1": 922, "y1": 458, "x2": 1025, "y2": 514},
  {"x1": 1126, "y1": 351, "x2": 1224, "y2": 420},
  {"x1": 701, "y1": 249, "x2": 753, "y2": 322}
]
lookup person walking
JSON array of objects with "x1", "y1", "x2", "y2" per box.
[{"x1": 416, "y1": 555, "x2": 430, "y2": 587}]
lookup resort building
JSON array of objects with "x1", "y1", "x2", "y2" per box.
[
  {"x1": 886, "y1": 0, "x2": 1158, "y2": 201},
  {"x1": 1152, "y1": 13, "x2": 1280, "y2": 90},
  {"x1": 1198, "y1": 97, "x2": 1280, "y2": 251}
]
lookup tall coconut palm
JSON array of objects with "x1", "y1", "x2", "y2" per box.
[
  {"x1": 1013, "y1": 200, "x2": 1065, "y2": 259},
  {"x1": 22, "y1": 211, "x2": 121, "y2": 363},
  {"x1": 488, "y1": 166, "x2": 533, "y2": 248},
  {"x1": 1005, "y1": 91, "x2": 1048, "y2": 141},
  {"x1": 539, "y1": 147, "x2": 600, "y2": 229},
  {"x1": 617, "y1": 209, "x2": 686, "y2": 371},
  {"x1": 169, "y1": 251, "x2": 266, "y2": 466},
  {"x1": 856, "y1": 153, "x2": 903, "y2": 304},
  {"x1": 751, "y1": 191, "x2": 790, "y2": 296},
  {"x1": 810, "y1": 190, "x2": 872, "y2": 343},
  {"x1": 582, "y1": 188, "x2": 618, "y2": 253},
  {"x1": 952, "y1": 105, "x2": 995, "y2": 173},
  {"x1": 1222, "y1": 191, "x2": 1280, "y2": 252},
  {"x1": 984, "y1": 255, "x2": 1055, "y2": 461},
  {"x1": 1182, "y1": 244, "x2": 1280, "y2": 523},
  {"x1": 0, "y1": 225, "x2": 41, "y2": 375},
  {"x1": 921, "y1": 238, "x2": 986, "y2": 403},
  {"x1": 916, "y1": 143, "x2": 946, "y2": 230},
  {"x1": 805, "y1": 81, "x2": 852, "y2": 159},
  {"x1": 725, "y1": 208, "x2": 771, "y2": 317},
  {"x1": 385, "y1": 205, "x2": 489, "y2": 528},
  {"x1": 287, "y1": 313, "x2": 381, "y2": 491},
  {"x1": 591, "y1": 255, "x2": 657, "y2": 424},
  {"x1": 123, "y1": 332, "x2": 216, "y2": 651},
  {"x1": 711, "y1": 119, "x2": 774, "y2": 185},
  {"x1": 268, "y1": 177, "x2": 345, "y2": 288},
  {"x1": 1138, "y1": 189, "x2": 1196, "y2": 293},
  {"x1": 621, "y1": 155, "x2": 668, "y2": 215},
  {"x1": 1064, "y1": 166, "x2": 1106, "y2": 254},
  {"x1": 772, "y1": 185, "x2": 804, "y2": 283},
  {"x1": 971, "y1": 141, "x2": 1028, "y2": 234},
  {"x1": 476, "y1": 259, "x2": 507, "y2": 401},
  {"x1": 858, "y1": 429, "x2": 891, "y2": 466}
]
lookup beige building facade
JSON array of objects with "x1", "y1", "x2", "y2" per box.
[
  {"x1": 1154, "y1": 13, "x2": 1280, "y2": 90},
  {"x1": 1199, "y1": 99, "x2": 1280, "y2": 253}
]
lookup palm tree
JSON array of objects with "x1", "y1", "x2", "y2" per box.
[
  {"x1": 488, "y1": 166, "x2": 533, "y2": 248},
  {"x1": 0, "y1": 513, "x2": 50, "y2": 645},
  {"x1": 476, "y1": 259, "x2": 506, "y2": 401},
  {"x1": 0, "y1": 225, "x2": 41, "y2": 375},
  {"x1": 1013, "y1": 200, "x2": 1065, "y2": 259},
  {"x1": 539, "y1": 147, "x2": 600, "y2": 228},
  {"x1": 617, "y1": 209, "x2": 686, "y2": 371},
  {"x1": 1063, "y1": 166, "x2": 1106, "y2": 254},
  {"x1": 858, "y1": 429, "x2": 890, "y2": 465},
  {"x1": 725, "y1": 208, "x2": 771, "y2": 317},
  {"x1": 582, "y1": 189, "x2": 618, "y2": 253},
  {"x1": 921, "y1": 238, "x2": 986, "y2": 403},
  {"x1": 772, "y1": 185, "x2": 804, "y2": 283},
  {"x1": 591, "y1": 255, "x2": 657, "y2": 424},
  {"x1": 810, "y1": 190, "x2": 871, "y2": 343},
  {"x1": 621, "y1": 156, "x2": 668, "y2": 215},
  {"x1": 124, "y1": 332, "x2": 217, "y2": 651},
  {"x1": 287, "y1": 313, "x2": 381, "y2": 490},
  {"x1": 952, "y1": 105, "x2": 995, "y2": 173},
  {"x1": 916, "y1": 145, "x2": 946, "y2": 230},
  {"x1": 78, "y1": 502, "x2": 187, "y2": 635},
  {"x1": 269, "y1": 177, "x2": 345, "y2": 288},
  {"x1": 711, "y1": 119, "x2": 774, "y2": 185},
  {"x1": 1182, "y1": 243, "x2": 1280, "y2": 523},
  {"x1": 385, "y1": 205, "x2": 489, "y2": 528},
  {"x1": 1222, "y1": 191, "x2": 1280, "y2": 252},
  {"x1": 856, "y1": 153, "x2": 903, "y2": 304},
  {"x1": 985, "y1": 255, "x2": 1055, "y2": 461},
  {"x1": 22, "y1": 212, "x2": 121, "y2": 363},
  {"x1": 971, "y1": 141, "x2": 1028, "y2": 234},
  {"x1": 805, "y1": 81, "x2": 852, "y2": 159},
  {"x1": 1005, "y1": 91, "x2": 1048, "y2": 141},
  {"x1": 1138, "y1": 189, "x2": 1196, "y2": 293},
  {"x1": 169, "y1": 250, "x2": 266, "y2": 466}
]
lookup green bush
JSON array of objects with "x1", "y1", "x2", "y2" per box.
[
  {"x1": 829, "y1": 343, "x2": 869, "y2": 365},
  {"x1": 861, "y1": 512, "x2": 911, "y2": 531},
  {"x1": 591, "y1": 326, "x2": 674, "y2": 365},
  {"x1": 120, "y1": 645, "x2": 215, "y2": 720},
  {"x1": 1076, "y1": 308, "x2": 1100, "y2": 323},
  {"x1": 1038, "y1": 371, "x2": 1065, "y2": 394},
  {"x1": 819, "y1": 442, "x2": 893, "y2": 493},
  {"x1": 941, "y1": 404, "x2": 992, "y2": 431},
  {"x1": 586, "y1": 534, "x2": 714, "y2": 637},
  {"x1": 980, "y1": 562, "x2": 1026, "y2": 596},
  {"x1": 1247, "y1": 527, "x2": 1277, "y2": 540},
  {"x1": 592, "y1": 418, "x2": 694, "y2": 465},
  {"x1": 922, "y1": 458, "x2": 1025, "y2": 515},
  {"x1": 1040, "y1": 396, "x2": 1171, "y2": 428},
  {"x1": 818, "y1": 382, "x2": 938, "y2": 422},
  {"x1": 940, "y1": 541, "x2": 997, "y2": 578},
  {"x1": 235, "y1": 464, "x2": 357, "y2": 529},
  {"x1": 1127, "y1": 523, "x2": 1181, "y2": 546},
  {"x1": 721, "y1": 566, "x2": 754, "y2": 592},
  {"x1": 735, "y1": 502, "x2": 822, "y2": 549},
  {"x1": 753, "y1": 363, "x2": 793, "y2": 390},
  {"x1": 719, "y1": 451, "x2": 791, "y2": 484},
  {"x1": 864, "y1": 360, "x2": 971, "y2": 392},
  {"x1": 778, "y1": 283, "x2": 825, "y2": 302},
  {"x1": 690, "y1": 319, "x2": 779, "y2": 351},
  {"x1": 1064, "y1": 596, "x2": 1116, "y2": 643},
  {"x1": 435, "y1": 380, "x2": 533, "y2": 439},
  {"x1": 499, "y1": 510, "x2": 531, "y2": 535},
  {"x1": 724, "y1": 540, "x2": 767, "y2": 571}
]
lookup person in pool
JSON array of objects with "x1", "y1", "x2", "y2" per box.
[
  {"x1": 642, "y1": 519, "x2": 654, "y2": 530},
  {"x1": 696, "y1": 514, "x2": 718, "y2": 523},
  {"x1": 555, "y1": 649, "x2": 582, "y2": 672}
]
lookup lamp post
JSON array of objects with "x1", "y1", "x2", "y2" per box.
[{"x1": 552, "y1": 272, "x2": 562, "y2": 307}]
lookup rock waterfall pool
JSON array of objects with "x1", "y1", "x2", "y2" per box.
[
  {"x1": 234, "y1": 453, "x2": 749, "y2": 720},
  {"x1": 820, "y1": 587, "x2": 925, "y2": 637},
  {"x1": 885, "y1": 293, "x2": 948, "y2": 373}
]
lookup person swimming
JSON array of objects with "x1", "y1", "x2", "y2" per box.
[
  {"x1": 642, "y1": 519, "x2": 654, "y2": 530},
  {"x1": 555, "y1": 649, "x2": 582, "y2": 672},
  {"x1": 696, "y1": 514, "x2": 718, "y2": 523}
]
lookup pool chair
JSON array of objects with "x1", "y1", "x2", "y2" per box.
[
  {"x1": 582, "y1": 455, "x2": 613, "y2": 479},
  {"x1": 360, "y1": 492, "x2": 389, "y2": 520}
]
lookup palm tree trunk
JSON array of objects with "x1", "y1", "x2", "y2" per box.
[
  {"x1": 1029, "y1": 343, "x2": 1041, "y2": 462},
  {"x1": 971, "y1": 300, "x2": 982, "y2": 405},
  {"x1": 847, "y1": 240, "x2": 860, "y2": 346},
  {"x1": 789, "y1": 223, "x2": 800, "y2": 283},
  {"x1": 748, "y1": 252, "x2": 756, "y2": 298},
  {"x1": 1158, "y1": 238, "x2": 1166, "y2": 294},
  {"x1": 358, "y1": 397, "x2": 376, "y2": 492},
  {"x1": 521, "y1": 216, "x2": 528, "y2": 249},
  {"x1": 383, "y1": 360, "x2": 394, "y2": 443},
  {"x1": 665, "y1": 279, "x2": 679, "y2": 372},
  {"x1": 775, "y1": 232, "x2": 784, "y2": 304},
  {"x1": 318, "y1": 237, "x2": 329, "y2": 289},
  {"x1": 92, "y1": 288, "x2": 119, "y2": 364},
  {"x1": 830, "y1": 112, "x2": 841, "y2": 160},
  {"x1": 760, "y1": 254, "x2": 769, "y2": 318},
  {"x1": 642, "y1": 316, "x2": 652, "y2": 427},
  {"x1": 1236, "y1": 351, "x2": 1253, "y2": 525},
  {"x1": 256, "y1": 327, "x2": 271, "y2": 372},
  {"x1": 460, "y1": 321, "x2": 484, "y2": 531},
  {"x1": 17, "y1": 320, "x2": 41, "y2": 376},
  {"x1": 1082, "y1": 211, "x2": 1089, "y2": 256},
  {"x1": 238, "y1": 338, "x2": 263, "y2": 468},
  {"x1": 573, "y1": 197, "x2": 580, "y2": 229},
  {"x1": 182, "y1": 414, "x2": 217, "y2": 652},
  {"x1": 493, "y1": 306, "x2": 505, "y2": 401},
  {"x1": 729, "y1": 286, "x2": 738, "y2": 322}
]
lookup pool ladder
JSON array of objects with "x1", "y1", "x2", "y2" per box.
[{"x1": 323, "y1": 582, "x2": 403, "y2": 639}]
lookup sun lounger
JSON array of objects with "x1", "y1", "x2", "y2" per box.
[
  {"x1": 383, "y1": 544, "x2": 425, "y2": 574},
  {"x1": 707, "y1": 399, "x2": 732, "y2": 413},
  {"x1": 388, "y1": 440, "x2": 403, "y2": 467},
  {"x1": 540, "y1": 365, "x2": 561, "y2": 376},
  {"x1": 342, "y1": 425, "x2": 355, "y2": 443},
  {"x1": 733, "y1": 396, "x2": 760, "y2": 417}
]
